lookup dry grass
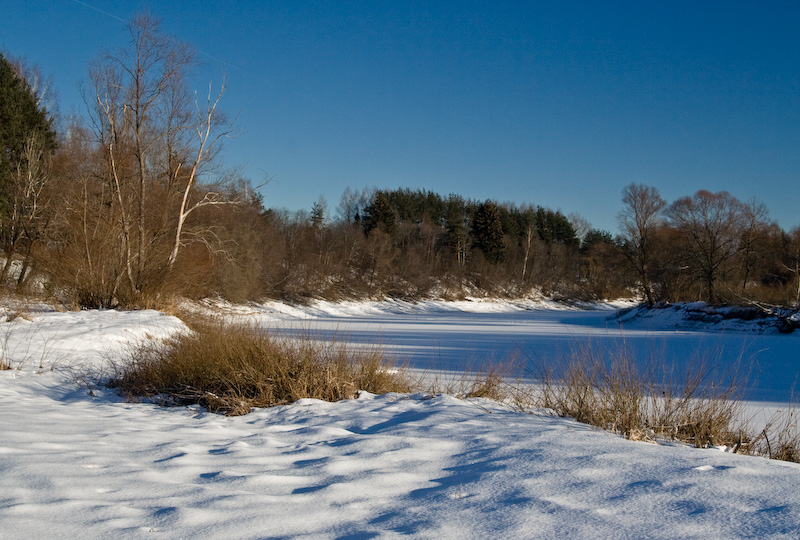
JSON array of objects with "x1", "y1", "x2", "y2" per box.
[
  {"x1": 535, "y1": 343, "x2": 748, "y2": 449},
  {"x1": 751, "y1": 407, "x2": 800, "y2": 462},
  {"x1": 113, "y1": 317, "x2": 411, "y2": 415},
  {"x1": 421, "y1": 361, "x2": 521, "y2": 402}
]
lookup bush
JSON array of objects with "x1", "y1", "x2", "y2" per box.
[{"x1": 113, "y1": 317, "x2": 411, "y2": 415}]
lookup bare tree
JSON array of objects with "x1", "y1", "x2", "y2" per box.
[
  {"x1": 166, "y1": 79, "x2": 234, "y2": 270},
  {"x1": 520, "y1": 207, "x2": 537, "y2": 283},
  {"x1": 40, "y1": 122, "x2": 128, "y2": 307},
  {"x1": 4, "y1": 53, "x2": 56, "y2": 112},
  {"x1": 568, "y1": 212, "x2": 591, "y2": 246},
  {"x1": 782, "y1": 227, "x2": 800, "y2": 307},
  {"x1": 0, "y1": 131, "x2": 53, "y2": 284},
  {"x1": 88, "y1": 14, "x2": 237, "y2": 299},
  {"x1": 336, "y1": 186, "x2": 374, "y2": 225},
  {"x1": 736, "y1": 199, "x2": 774, "y2": 295},
  {"x1": 667, "y1": 190, "x2": 745, "y2": 303},
  {"x1": 618, "y1": 183, "x2": 666, "y2": 304}
]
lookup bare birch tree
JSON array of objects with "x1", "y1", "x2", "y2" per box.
[
  {"x1": 167, "y1": 79, "x2": 234, "y2": 270},
  {"x1": 1, "y1": 131, "x2": 53, "y2": 284},
  {"x1": 87, "y1": 14, "x2": 237, "y2": 299}
]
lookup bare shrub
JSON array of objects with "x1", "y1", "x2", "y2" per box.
[
  {"x1": 112, "y1": 318, "x2": 411, "y2": 415},
  {"x1": 647, "y1": 356, "x2": 745, "y2": 448}
]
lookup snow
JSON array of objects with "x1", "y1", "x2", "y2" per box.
[
  {"x1": 616, "y1": 302, "x2": 791, "y2": 334},
  {"x1": 196, "y1": 297, "x2": 635, "y2": 321},
  {"x1": 2, "y1": 303, "x2": 800, "y2": 538}
]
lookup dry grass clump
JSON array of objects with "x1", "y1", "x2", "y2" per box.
[
  {"x1": 537, "y1": 344, "x2": 747, "y2": 449},
  {"x1": 751, "y1": 408, "x2": 800, "y2": 462},
  {"x1": 422, "y1": 361, "x2": 520, "y2": 402},
  {"x1": 113, "y1": 318, "x2": 411, "y2": 415}
]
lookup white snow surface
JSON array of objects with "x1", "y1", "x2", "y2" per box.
[{"x1": 2, "y1": 304, "x2": 800, "y2": 539}]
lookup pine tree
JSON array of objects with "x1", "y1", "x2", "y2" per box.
[
  {"x1": 471, "y1": 201, "x2": 505, "y2": 264},
  {"x1": 311, "y1": 198, "x2": 326, "y2": 228},
  {"x1": 362, "y1": 191, "x2": 396, "y2": 236}
]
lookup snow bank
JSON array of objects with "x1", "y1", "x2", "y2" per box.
[
  {"x1": 2, "y1": 305, "x2": 799, "y2": 538},
  {"x1": 0, "y1": 309, "x2": 186, "y2": 373},
  {"x1": 3, "y1": 375, "x2": 799, "y2": 539},
  {"x1": 196, "y1": 297, "x2": 636, "y2": 322},
  {"x1": 616, "y1": 302, "x2": 795, "y2": 334}
]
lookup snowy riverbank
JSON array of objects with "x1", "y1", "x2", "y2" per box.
[{"x1": 2, "y1": 303, "x2": 799, "y2": 538}]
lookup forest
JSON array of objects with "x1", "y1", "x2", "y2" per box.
[{"x1": 2, "y1": 16, "x2": 799, "y2": 310}]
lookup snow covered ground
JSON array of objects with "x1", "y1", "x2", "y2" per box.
[{"x1": 2, "y1": 302, "x2": 800, "y2": 538}]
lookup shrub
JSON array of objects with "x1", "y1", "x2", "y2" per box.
[{"x1": 113, "y1": 318, "x2": 411, "y2": 415}]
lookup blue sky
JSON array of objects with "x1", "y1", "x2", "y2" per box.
[{"x1": 3, "y1": 1, "x2": 799, "y2": 233}]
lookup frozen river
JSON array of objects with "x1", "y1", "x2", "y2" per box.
[{"x1": 259, "y1": 303, "x2": 800, "y2": 403}]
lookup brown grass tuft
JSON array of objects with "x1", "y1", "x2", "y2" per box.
[
  {"x1": 536, "y1": 343, "x2": 747, "y2": 449},
  {"x1": 420, "y1": 359, "x2": 523, "y2": 403},
  {"x1": 112, "y1": 317, "x2": 411, "y2": 415},
  {"x1": 751, "y1": 407, "x2": 800, "y2": 462}
]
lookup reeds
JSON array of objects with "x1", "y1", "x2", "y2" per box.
[
  {"x1": 113, "y1": 317, "x2": 410, "y2": 415},
  {"x1": 535, "y1": 342, "x2": 747, "y2": 448}
]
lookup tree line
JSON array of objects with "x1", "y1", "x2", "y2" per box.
[
  {"x1": 1, "y1": 15, "x2": 798, "y2": 308},
  {"x1": 254, "y1": 184, "x2": 799, "y2": 308}
]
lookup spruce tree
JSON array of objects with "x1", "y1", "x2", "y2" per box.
[
  {"x1": 362, "y1": 191, "x2": 396, "y2": 236},
  {"x1": 0, "y1": 54, "x2": 56, "y2": 213},
  {"x1": 472, "y1": 201, "x2": 506, "y2": 264}
]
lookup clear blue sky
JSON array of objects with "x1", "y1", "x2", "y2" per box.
[{"x1": 4, "y1": 1, "x2": 799, "y2": 233}]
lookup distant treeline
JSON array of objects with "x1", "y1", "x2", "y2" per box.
[
  {"x1": 257, "y1": 187, "x2": 603, "y2": 301},
  {"x1": 2, "y1": 18, "x2": 799, "y2": 308},
  {"x1": 251, "y1": 185, "x2": 799, "y2": 307}
]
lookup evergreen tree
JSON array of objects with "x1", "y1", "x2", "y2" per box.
[
  {"x1": 0, "y1": 54, "x2": 57, "y2": 284},
  {"x1": 471, "y1": 201, "x2": 506, "y2": 264},
  {"x1": 582, "y1": 229, "x2": 615, "y2": 252},
  {"x1": 534, "y1": 207, "x2": 579, "y2": 246},
  {"x1": 362, "y1": 191, "x2": 396, "y2": 236},
  {"x1": 0, "y1": 54, "x2": 57, "y2": 213},
  {"x1": 311, "y1": 198, "x2": 326, "y2": 228},
  {"x1": 441, "y1": 194, "x2": 471, "y2": 266}
]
